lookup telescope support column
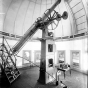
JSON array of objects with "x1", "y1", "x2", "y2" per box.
[{"x1": 38, "y1": 29, "x2": 56, "y2": 84}]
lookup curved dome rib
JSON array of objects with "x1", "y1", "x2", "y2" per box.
[
  {"x1": 13, "y1": 0, "x2": 24, "y2": 35},
  {"x1": 21, "y1": 1, "x2": 30, "y2": 35},
  {"x1": 3, "y1": 0, "x2": 13, "y2": 32}
]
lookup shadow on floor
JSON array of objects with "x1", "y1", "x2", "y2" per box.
[{"x1": 0, "y1": 66, "x2": 87, "y2": 88}]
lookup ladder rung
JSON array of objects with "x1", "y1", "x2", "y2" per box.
[
  {"x1": 9, "y1": 77, "x2": 15, "y2": 83},
  {"x1": 15, "y1": 74, "x2": 20, "y2": 79},
  {"x1": 15, "y1": 71, "x2": 19, "y2": 75},
  {"x1": 5, "y1": 71, "x2": 11, "y2": 73},
  {"x1": 7, "y1": 75, "x2": 13, "y2": 78},
  {"x1": 8, "y1": 75, "x2": 13, "y2": 79}
]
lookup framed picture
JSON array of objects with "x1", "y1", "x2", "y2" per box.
[{"x1": 48, "y1": 44, "x2": 53, "y2": 52}]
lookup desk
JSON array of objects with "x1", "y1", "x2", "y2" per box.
[{"x1": 55, "y1": 65, "x2": 71, "y2": 79}]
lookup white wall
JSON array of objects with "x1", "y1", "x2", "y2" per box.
[
  {"x1": 0, "y1": 37, "x2": 88, "y2": 73},
  {"x1": 55, "y1": 38, "x2": 88, "y2": 73},
  {"x1": 17, "y1": 41, "x2": 41, "y2": 67}
]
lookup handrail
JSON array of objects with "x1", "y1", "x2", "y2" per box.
[{"x1": 4, "y1": 37, "x2": 17, "y2": 66}]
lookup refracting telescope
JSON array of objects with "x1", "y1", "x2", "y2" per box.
[{"x1": 11, "y1": 0, "x2": 68, "y2": 55}]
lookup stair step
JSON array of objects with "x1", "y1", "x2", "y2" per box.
[
  {"x1": 7, "y1": 71, "x2": 20, "y2": 77},
  {"x1": 8, "y1": 75, "x2": 14, "y2": 79},
  {"x1": 8, "y1": 73, "x2": 20, "y2": 83},
  {"x1": 8, "y1": 77, "x2": 15, "y2": 83},
  {"x1": 15, "y1": 72, "x2": 20, "y2": 77},
  {"x1": 7, "y1": 74, "x2": 13, "y2": 77},
  {"x1": 5, "y1": 72, "x2": 11, "y2": 75}
]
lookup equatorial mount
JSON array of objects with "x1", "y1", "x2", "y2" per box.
[
  {"x1": 36, "y1": 9, "x2": 68, "y2": 31},
  {"x1": 44, "y1": 9, "x2": 61, "y2": 30},
  {"x1": 44, "y1": 9, "x2": 68, "y2": 30}
]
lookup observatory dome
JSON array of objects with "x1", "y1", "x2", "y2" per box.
[{"x1": 0, "y1": 0, "x2": 87, "y2": 39}]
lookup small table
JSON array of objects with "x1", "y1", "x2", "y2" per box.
[{"x1": 55, "y1": 64, "x2": 71, "y2": 79}]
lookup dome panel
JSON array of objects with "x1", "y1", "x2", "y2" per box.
[
  {"x1": 55, "y1": 0, "x2": 72, "y2": 37},
  {"x1": 3, "y1": 0, "x2": 12, "y2": 13},
  {"x1": 74, "y1": 9, "x2": 85, "y2": 19},
  {"x1": 40, "y1": 4, "x2": 47, "y2": 16},
  {"x1": 72, "y1": 2, "x2": 83, "y2": 13},
  {"x1": 46, "y1": 4, "x2": 52, "y2": 9},
  {"x1": 3, "y1": 0, "x2": 22, "y2": 33},
  {"x1": 46, "y1": 0, "x2": 52, "y2": 4},
  {"x1": 54, "y1": 21, "x2": 63, "y2": 37},
  {"x1": 41, "y1": 0, "x2": 46, "y2": 5},
  {"x1": 31, "y1": 4, "x2": 41, "y2": 24},
  {"x1": 77, "y1": 22, "x2": 87, "y2": 31},
  {"x1": 4, "y1": 0, "x2": 22, "y2": 33},
  {"x1": 14, "y1": 0, "x2": 30, "y2": 36},
  {"x1": 69, "y1": 0, "x2": 81, "y2": 8},
  {"x1": 0, "y1": 0, "x2": 12, "y2": 31},
  {"x1": 36, "y1": 0, "x2": 42, "y2": 4},
  {"x1": 23, "y1": 2, "x2": 35, "y2": 34},
  {"x1": 76, "y1": 16, "x2": 86, "y2": 25},
  {"x1": 0, "y1": 14, "x2": 4, "y2": 31}
]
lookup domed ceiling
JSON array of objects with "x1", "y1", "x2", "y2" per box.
[{"x1": 0, "y1": 0, "x2": 87, "y2": 39}]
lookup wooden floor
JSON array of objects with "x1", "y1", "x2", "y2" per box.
[{"x1": 0, "y1": 66, "x2": 88, "y2": 88}]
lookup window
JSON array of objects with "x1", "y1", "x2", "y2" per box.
[
  {"x1": 71, "y1": 51, "x2": 80, "y2": 68},
  {"x1": 22, "y1": 50, "x2": 31, "y2": 65},
  {"x1": 48, "y1": 44, "x2": 53, "y2": 52},
  {"x1": 57, "y1": 51, "x2": 65, "y2": 64},
  {"x1": 35, "y1": 51, "x2": 41, "y2": 63}
]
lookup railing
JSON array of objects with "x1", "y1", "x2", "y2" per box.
[{"x1": 2, "y1": 37, "x2": 17, "y2": 66}]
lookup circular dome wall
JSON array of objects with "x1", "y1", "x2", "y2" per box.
[{"x1": 0, "y1": 0, "x2": 87, "y2": 38}]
